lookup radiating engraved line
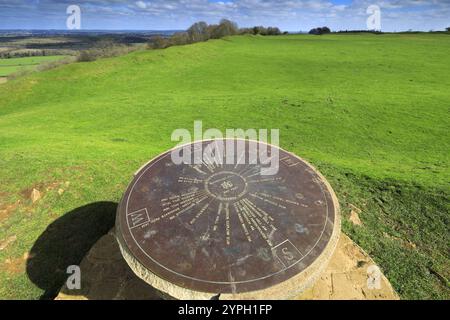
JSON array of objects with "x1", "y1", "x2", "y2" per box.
[
  {"x1": 233, "y1": 202, "x2": 252, "y2": 242},
  {"x1": 240, "y1": 200, "x2": 267, "y2": 232},
  {"x1": 247, "y1": 177, "x2": 283, "y2": 184},
  {"x1": 175, "y1": 192, "x2": 208, "y2": 208},
  {"x1": 246, "y1": 172, "x2": 261, "y2": 178},
  {"x1": 190, "y1": 199, "x2": 214, "y2": 225},
  {"x1": 225, "y1": 203, "x2": 231, "y2": 245},
  {"x1": 178, "y1": 177, "x2": 204, "y2": 184},
  {"x1": 201, "y1": 151, "x2": 216, "y2": 173},
  {"x1": 206, "y1": 144, "x2": 222, "y2": 169},
  {"x1": 239, "y1": 165, "x2": 258, "y2": 177},
  {"x1": 213, "y1": 140, "x2": 224, "y2": 168},
  {"x1": 161, "y1": 191, "x2": 209, "y2": 218},
  {"x1": 249, "y1": 192, "x2": 287, "y2": 209},
  {"x1": 236, "y1": 201, "x2": 255, "y2": 232},
  {"x1": 202, "y1": 157, "x2": 215, "y2": 173},
  {"x1": 189, "y1": 165, "x2": 208, "y2": 175},
  {"x1": 242, "y1": 166, "x2": 262, "y2": 178},
  {"x1": 161, "y1": 189, "x2": 202, "y2": 202},
  {"x1": 234, "y1": 151, "x2": 245, "y2": 169},
  {"x1": 239, "y1": 200, "x2": 273, "y2": 247},
  {"x1": 167, "y1": 195, "x2": 209, "y2": 220},
  {"x1": 213, "y1": 202, "x2": 223, "y2": 231},
  {"x1": 242, "y1": 198, "x2": 276, "y2": 224},
  {"x1": 241, "y1": 201, "x2": 271, "y2": 231},
  {"x1": 161, "y1": 190, "x2": 206, "y2": 209},
  {"x1": 255, "y1": 192, "x2": 300, "y2": 206}
]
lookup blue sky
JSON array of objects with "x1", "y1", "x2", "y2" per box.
[{"x1": 0, "y1": 0, "x2": 449, "y2": 31}]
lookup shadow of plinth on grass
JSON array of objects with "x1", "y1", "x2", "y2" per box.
[{"x1": 26, "y1": 201, "x2": 117, "y2": 300}]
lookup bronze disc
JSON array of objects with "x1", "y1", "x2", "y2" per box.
[{"x1": 116, "y1": 139, "x2": 339, "y2": 295}]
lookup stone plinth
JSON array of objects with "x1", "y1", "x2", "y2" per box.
[{"x1": 56, "y1": 230, "x2": 398, "y2": 300}]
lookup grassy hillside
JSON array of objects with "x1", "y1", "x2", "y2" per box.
[
  {"x1": 0, "y1": 56, "x2": 66, "y2": 77},
  {"x1": 0, "y1": 34, "x2": 448, "y2": 299}
]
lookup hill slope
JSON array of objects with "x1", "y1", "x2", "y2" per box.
[{"x1": 0, "y1": 34, "x2": 449, "y2": 299}]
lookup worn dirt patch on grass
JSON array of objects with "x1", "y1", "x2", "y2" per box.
[
  {"x1": 0, "y1": 235, "x2": 17, "y2": 251},
  {"x1": 1, "y1": 180, "x2": 64, "y2": 223},
  {"x1": 19, "y1": 181, "x2": 61, "y2": 202},
  {"x1": 0, "y1": 191, "x2": 20, "y2": 223},
  {"x1": 1, "y1": 256, "x2": 26, "y2": 275}
]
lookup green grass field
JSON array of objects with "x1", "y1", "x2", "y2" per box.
[
  {"x1": 0, "y1": 34, "x2": 448, "y2": 300},
  {"x1": 0, "y1": 56, "x2": 66, "y2": 77}
]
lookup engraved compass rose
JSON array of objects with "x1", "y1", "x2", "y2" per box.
[{"x1": 116, "y1": 139, "x2": 340, "y2": 296}]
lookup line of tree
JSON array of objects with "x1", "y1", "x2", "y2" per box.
[
  {"x1": 0, "y1": 49, "x2": 74, "y2": 59},
  {"x1": 241, "y1": 26, "x2": 284, "y2": 36},
  {"x1": 336, "y1": 29, "x2": 383, "y2": 34},
  {"x1": 149, "y1": 19, "x2": 284, "y2": 49},
  {"x1": 319, "y1": 27, "x2": 450, "y2": 34}
]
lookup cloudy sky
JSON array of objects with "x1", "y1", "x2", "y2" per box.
[{"x1": 0, "y1": 0, "x2": 449, "y2": 32}]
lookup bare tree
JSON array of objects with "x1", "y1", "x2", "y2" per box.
[
  {"x1": 187, "y1": 21, "x2": 209, "y2": 42},
  {"x1": 149, "y1": 36, "x2": 170, "y2": 49},
  {"x1": 210, "y1": 19, "x2": 239, "y2": 39},
  {"x1": 170, "y1": 32, "x2": 190, "y2": 46}
]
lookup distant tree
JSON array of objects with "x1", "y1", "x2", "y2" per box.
[
  {"x1": 149, "y1": 36, "x2": 170, "y2": 49},
  {"x1": 238, "y1": 27, "x2": 253, "y2": 35},
  {"x1": 321, "y1": 26, "x2": 331, "y2": 34},
  {"x1": 170, "y1": 32, "x2": 190, "y2": 46},
  {"x1": 205, "y1": 24, "x2": 218, "y2": 39},
  {"x1": 209, "y1": 19, "x2": 239, "y2": 39},
  {"x1": 187, "y1": 21, "x2": 209, "y2": 42},
  {"x1": 238, "y1": 25, "x2": 284, "y2": 36},
  {"x1": 221, "y1": 19, "x2": 239, "y2": 34},
  {"x1": 250, "y1": 26, "x2": 268, "y2": 35},
  {"x1": 267, "y1": 27, "x2": 282, "y2": 35},
  {"x1": 308, "y1": 28, "x2": 320, "y2": 35},
  {"x1": 309, "y1": 26, "x2": 331, "y2": 35},
  {"x1": 446, "y1": 27, "x2": 450, "y2": 32}
]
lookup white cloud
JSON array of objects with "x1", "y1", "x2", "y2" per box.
[{"x1": 135, "y1": 1, "x2": 147, "y2": 9}]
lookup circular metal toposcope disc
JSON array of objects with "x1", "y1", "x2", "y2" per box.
[{"x1": 116, "y1": 139, "x2": 340, "y2": 299}]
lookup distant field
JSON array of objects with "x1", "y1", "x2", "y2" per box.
[
  {"x1": 0, "y1": 32, "x2": 170, "y2": 59},
  {"x1": 0, "y1": 56, "x2": 66, "y2": 77},
  {"x1": 0, "y1": 34, "x2": 448, "y2": 300}
]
